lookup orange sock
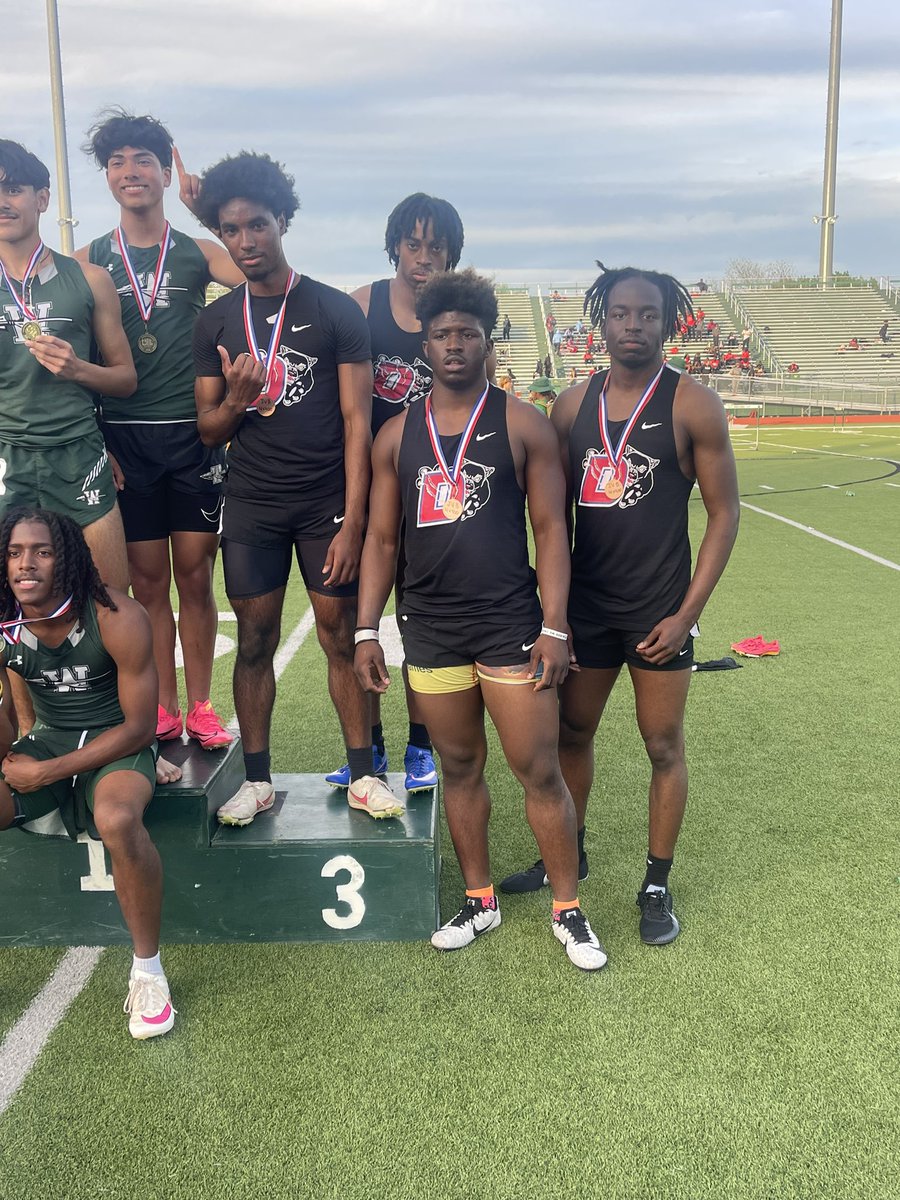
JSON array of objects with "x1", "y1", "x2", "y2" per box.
[
  {"x1": 553, "y1": 898, "x2": 579, "y2": 913},
  {"x1": 466, "y1": 884, "x2": 495, "y2": 900}
]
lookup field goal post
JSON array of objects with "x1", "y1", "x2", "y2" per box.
[{"x1": 724, "y1": 402, "x2": 762, "y2": 450}]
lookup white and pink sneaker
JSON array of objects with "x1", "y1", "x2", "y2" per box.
[{"x1": 124, "y1": 969, "x2": 176, "y2": 1040}]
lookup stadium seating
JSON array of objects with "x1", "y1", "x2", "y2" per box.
[{"x1": 493, "y1": 288, "x2": 545, "y2": 390}]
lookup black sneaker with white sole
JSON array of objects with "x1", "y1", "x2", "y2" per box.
[
  {"x1": 552, "y1": 906, "x2": 607, "y2": 970},
  {"x1": 637, "y1": 888, "x2": 680, "y2": 945},
  {"x1": 499, "y1": 853, "x2": 589, "y2": 894},
  {"x1": 431, "y1": 895, "x2": 501, "y2": 951}
]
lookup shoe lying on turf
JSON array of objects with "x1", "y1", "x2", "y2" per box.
[
  {"x1": 404, "y1": 745, "x2": 438, "y2": 792},
  {"x1": 347, "y1": 774, "x2": 405, "y2": 819},
  {"x1": 431, "y1": 895, "x2": 501, "y2": 950},
  {"x1": 552, "y1": 906, "x2": 608, "y2": 970},
  {"x1": 217, "y1": 780, "x2": 275, "y2": 827},
  {"x1": 185, "y1": 699, "x2": 233, "y2": 750},
  {"x1": 731, "y1": 636, "x2": 781, "y2": 658},
  {"x1": 124, "y1": 970, "x2": 176, "y2": 1040},
  {"x1": 325, "y1": 746, "x2": 388, "y2": 788},
  {"x1": 637, "y1": 888, "x2": 680, "y2": 945},
  {"x1": 499, "y1": 852, "x2": 589, "y2": 894},
  {"x1": 156, "y1": 704, "x2": 183, "y2": 741}
]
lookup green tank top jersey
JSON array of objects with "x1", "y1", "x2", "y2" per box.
[
  {"x1": 6, "y1": 595, "x2": 124, "y2": 730},
  {"x1": 0, "y1": 251, "x2": 98, "y2": 449},
  {"x1": 89, "y1": 227, "x2": 210, "y2": 422}
]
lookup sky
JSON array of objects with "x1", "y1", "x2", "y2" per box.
[{"x1": 6, "y1": 0, "x2": 899, "y2": 290}]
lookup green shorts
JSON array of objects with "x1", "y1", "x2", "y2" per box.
[
  {"x1": 0, "y1": 430, "x2": 116, "y2": 527},
  {"x1": 4, "y1": 725, "x2": 157, "y2": 840}
]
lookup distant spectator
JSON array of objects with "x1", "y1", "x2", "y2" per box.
[
  {"x1": 546, "y1": 312, "x2": 556, "y2": 335},
  {"x1": 788, "y1": 362, "x2": 799, "y2": 373},
  {"x1": 534, "y1": 357, "x2": 543, "y2": 377},
  {"x1": 497, "y1": 373, "x2": 518, "y2": 396},
  {"x1": 575, "y1": 318, "x2": 585, "y2": 336},
  {"x1": 696, "y1": 278, "x2": 709, "y2": 293},
  {"x1": 849, "y1": 337, "x2": 860, "y2": 350},
  {"x1": 586, "y1": 330, "x2": 594, "y2": 351},
  {"x1": 550, "y1": 289, "x2": 562, "y2": 301},
  {"x1": 762, "y1": 324, "x2": 772, "y2": 334},
  {"x1": 502, "y1": 314, "x2": 511, "y2": 341},
  {"x1": 543, "y1": 353, "x2": 553, "y2": 377},
  {"x1": 552, "y1": 328, "x2": 562, "y2": 353},
  {"x1": 583, "y1": 349, "x2": 594, "y2": 364},
  {"x1": 878, "y1": 320, "x2": 889, "y2": 343},
  {"x1": 741, "y1": 326, "x2": 752, "y2": 351},
  {"x1": 528, "y1": 376, "x2": 556, "y2": 416}
]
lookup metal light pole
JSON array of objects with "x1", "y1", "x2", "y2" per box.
[
  {"x1": 817, "y1": 0, "x2": 843, "y2": 285},
  {"x1": 45, "y1": 0, "x2": 76, "y2": 253}
]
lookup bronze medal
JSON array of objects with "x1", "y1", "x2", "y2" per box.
[
  {"x1": 138, "y1": 331, "x2": 158, "y2": 354},
  {"x1": 442, "y1": 497, "x2": 463, "y2": 521},
  {"x1": 256, "y1": 395, "x2": 277, "y2": 417},
  {"x1": 21, "y1": 320, "x2": 42, "y2": 342},
  {"x1": 604, "y1": 476, "x2": 624, "y2": 500}
]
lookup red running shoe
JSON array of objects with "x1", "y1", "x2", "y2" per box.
[
  {"x1": 185, "y1": 700, "x2": 234, "y2": 750},
  {"x1": 156, "y1": 704, "x2": 183, "y2": 740}
]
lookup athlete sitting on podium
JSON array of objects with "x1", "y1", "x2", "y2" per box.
[{"x1": 0, "y1": 507, "x2": 175, "y2": 1039}]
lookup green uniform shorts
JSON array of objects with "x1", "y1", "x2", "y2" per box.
[{"x1": 0, "y1": 429, "x2": 116, "y2": 527}]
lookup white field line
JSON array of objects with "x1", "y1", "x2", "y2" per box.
[
  {"x1": 0, "y1": 606, "x2": 317, "y2": 1116},
  {"x1": 740, "y1": 502, "x2": 900, "y2": 572},
  {"x1": 758, "y1": 484, "x2": 775, "y2": 490},
  {"x1": 0, "y1": 947, "x2": 104, "y2": 1115},
  {"x1": 822, "y1": 484, "x2": 840, "y2": 489},
  {"x1": 885, "y1": 482, "x2": 900, "y2": 489},
  {"x1": 760, "y1": 438, "x2": 876, "y2": 462}
]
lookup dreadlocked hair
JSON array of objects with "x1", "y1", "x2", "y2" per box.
[
  {"x1": 385, "y1": 193, "x2": 465, "y2": 270},
  {"x1": 0, "y1": 508, "x2": 117, "y2": 624},
  {"x1": 584, "y1": 261, "x2": 694, "y2": 341}
]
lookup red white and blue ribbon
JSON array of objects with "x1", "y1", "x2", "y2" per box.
[
  {"x1": 1, "y1": 594, "x2": 75, "y2": 646},
  {"x1": 598, "y1": 363, "x2": 666, "y2": 468},
  {"x1": 115, "y1": 223, "x2": 171, "y2": 323},
  {"x1": 0, "y1": 240, "x2": 45, "y2": 321},
  {"x1": 242, "y1": 270, "x2": 295, "y2": 408},
  {"x1": 424, "y1": 382, "x2": 489, "y2": 488}
]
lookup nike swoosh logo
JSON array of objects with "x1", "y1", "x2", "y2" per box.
[
  {"x1": 679, "y1": 647, "x2": 690, "y2": 656},
  {"x1": 333, "y1": 514, "x2": 344, "y2": 524},
  {"x1": 291, "y1": 324, "x2": 311, "y2": 333},
  {"x1": 641, "y1": 421, "x2": 662, "y2": 430},
  {"x1": 475, "y1": 432, "x2": 496, "y2": 441},
  {"x1": 522, "y1": 641, "x2": 536, "y2": 652}
]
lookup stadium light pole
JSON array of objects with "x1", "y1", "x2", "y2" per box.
[
  {"x1": 817, "y1": 0, "x2": 842, "y2": 286},
  {"x1": 45, "y1": 0, "x2": 77, "y2": 253}
]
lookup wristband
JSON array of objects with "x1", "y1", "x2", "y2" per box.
[
  {"x1": 354, "y1": 628, "x2": 379, "y2": 646},
  {"x1": 540, "y1": 625, "x2": 568, "y2": 641}
]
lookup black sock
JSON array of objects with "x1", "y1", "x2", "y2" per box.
[
  {"x1": 371, "y1": 723, "x2": 385, "y2": 756},
  {"x1": 408, "y1": 722, "x2": 432, "y2": 752},
  {"x1": 243, "y1": 749, "x2": 271, "y2": 784},
  {"x1": 348, "y1": 745, "x2": 374, "y2": 783},
  {"x1": 642, "y1": 853, "x2": 673, "y2": 892},
  {"x1": 577, "y1": 826, "x2": 586, "y2": 857}
]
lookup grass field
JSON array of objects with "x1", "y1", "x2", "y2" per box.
[{"x1": 1, "y1": 424, "x2": 898, "y2": 1200}]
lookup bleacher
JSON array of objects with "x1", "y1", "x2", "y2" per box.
[
  {"x1": 493, "y1": 288, "x2": 545, "y2": 389},
  {"x1": 731, "y1": 285, "x2": 900, "y2": 382}
]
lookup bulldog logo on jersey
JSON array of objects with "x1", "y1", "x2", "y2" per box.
[
  {"x1": 578, "y1": 445, "x2": 659, "y2": 509},
  {"x1": 374, "y1": 354, "x2": 432, "y2": 408},
  {"x1": 278, "y1": 346, "x2": 318, "y2": 406},
  {"x1": 416, "y1": 459, "x2": 495, "y2": 527}
]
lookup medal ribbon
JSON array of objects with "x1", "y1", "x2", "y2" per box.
[
  {"x1": 1, "y1": 594, "x2": 75, "y2": 647},
  {"x1": 242, "y1": 270, "x2": 295, "y2": 401},
  {"x1": 424, "y1": 383, "x2": 489, "y2": 488},
  {"x1": 0, "y1": 241, "x2": 45, "y2": 321},
  {"x1": 598, "y1": 363, "x2": 666, "y2": 468},
  {"x1": 115, "y1": 223, "x2": 172, "y2": 324}
]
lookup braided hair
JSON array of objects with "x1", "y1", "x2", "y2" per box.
[
  {"x1": 385, "y1": 193, "x2": 465, "y2": 270},
  {"x1": 584, "y1": 262, "x2": 694, "y2": 341},
  {"x1": 0, "y1": 508, "x2": 117, "y2": 624}
]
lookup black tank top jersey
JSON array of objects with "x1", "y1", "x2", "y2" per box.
[
  {"x1": 569, "y1": 365, "x2": 694, "y2": 628},
  {"x1": 192, "y1": 275, "x2": 371, "y2": 500},
  {"x1": 368, "y1": 279, "x2": 433, "y2": 436},
  {"x1": 5, "y1": 596, "x2": 124, "y2": 731},
  {"x1": 397, "y1": 385, "x2": 540, "y2": 623}
]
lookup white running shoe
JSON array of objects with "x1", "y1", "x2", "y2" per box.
[
  {"x1": 124, "y1": 970, "x2": 176, "y2": 1039},
  {"x1": 431, "y1": 895, "x2": 501, "y2": 950},
  {"x1": 216, "y1": 780, "x2": 275, "y2": 826},
  {"x1": 347, "y1": 775, "x2": 405, "y2": 819},
  {"x1": 552, "y1": 906, "x2": 608, "y2": 970}
]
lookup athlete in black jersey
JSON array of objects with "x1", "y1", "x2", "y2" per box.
[
  {"x1": 355, "y1": 270, "x2": 606, "y2": 971},
  {"x1": 191, "y1": 152, "x2": 400, "y2": 823},
  {"x1": 0, "y1": 508, "x2": 174, "y2": 1039},
  {"x1": 500, "y1": 263, "x2": 740, "y2": 947},
  {"x1": 329, "y1": 195, "x2": 465, "y2": 794}
]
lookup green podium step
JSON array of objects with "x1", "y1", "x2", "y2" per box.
[{"x1": 0, "y1": 738, "x2": 439, "y2": 947}]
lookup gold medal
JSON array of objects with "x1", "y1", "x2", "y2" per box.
[
  {"x1": 256, "y1": 396, "x2": 277, "y2": 417},
  {"x1": 22, "y1": 320, "x2": 42, "y2": 342},
  {"x1": 604, "y1": 476, "x2": 624, "y2": 500},
  {"x1": 442, "y1": 497, "x2": 463, "y2": 520},
  {"x1": 138, "y1": 331, "x2": 158, "y2": 354}
]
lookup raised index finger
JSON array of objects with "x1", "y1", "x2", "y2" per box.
[{"x1": 172, "y1": 145, "x2": 186, "y2": 179}]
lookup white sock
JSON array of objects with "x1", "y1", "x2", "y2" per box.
[{"x1": 132, "y1": 952, "x2": 164, "y2": 977}]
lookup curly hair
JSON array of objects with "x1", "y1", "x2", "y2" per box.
[
  {"x1": 0, "y1": 140, "x2": 50, "y2": 191},
  {"x1": 195, "y1": 152, "x2": 299, "y2": 232},
  {"x1": 384, "y1": 193, "x2": 465, "y2": 270},
  {"x1": 415, "y1": 268, "x2": 498, "y2": 338},
  {"x1": 584, "y1": 261, "x2": 694, "y2": 341},
  {"x1": 83, "y1": 108, "x2": 174, "y2": 169},
  {"x1": 0, "y1": 508, "x2": 116, "y2": 625}
]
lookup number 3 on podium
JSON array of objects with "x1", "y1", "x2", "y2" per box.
[{"x1": 321, "y1": 854, "x2": 366, "y2": 929}]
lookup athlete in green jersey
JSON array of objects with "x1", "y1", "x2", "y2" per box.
[
  {"x1": 0, "y1": 506, "x2": 175, "y2": 1039},
  {"x1": 76, "y1": 111, "x2": 242, "y2": 755}
]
